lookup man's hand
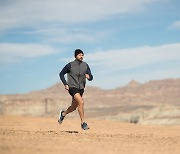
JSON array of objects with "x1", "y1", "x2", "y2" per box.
[
  {"x1": 85, "y1": 74, "x2": 90, "y2": 79},
  {"x1": 65, "y1": 85, "x2": 69, "y2": 90}
]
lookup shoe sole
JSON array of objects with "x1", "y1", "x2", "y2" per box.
[
  {"x1": 82, "y1": 127, "x2": 90, "y2": 130},
  {"x1": 58, "y1": 110, "x2": 63, "y2": 124}
]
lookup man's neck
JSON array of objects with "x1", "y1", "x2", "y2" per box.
[{"x1": 75, "y1": 59, "x2": 82, "y2": 63}]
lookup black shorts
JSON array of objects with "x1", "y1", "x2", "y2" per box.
[{"x1": 68, "y1": 87, "x2": 84, "y2": 98}]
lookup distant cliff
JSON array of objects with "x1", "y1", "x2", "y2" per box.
[{"x1": 0, "y1": 78, "x2": 180, "y2": 125}]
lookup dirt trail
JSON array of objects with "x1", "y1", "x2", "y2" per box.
[{"x1": 0, "y1": 115, "x2": 180, "y2": 154}]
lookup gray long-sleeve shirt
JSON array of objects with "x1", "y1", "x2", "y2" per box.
[{"x1": 59, "y1": 59, "x2": 93, "y2": 89}]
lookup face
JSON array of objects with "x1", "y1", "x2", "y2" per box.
[{"x1": 76, "y1": 53, "x2": 84, "y2": 61}]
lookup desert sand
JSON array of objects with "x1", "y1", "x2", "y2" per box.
[{"x1": 0, "y1": 115, "x2": 180, "y2": 154}]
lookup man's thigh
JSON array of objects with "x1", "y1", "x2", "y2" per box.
[
  {"x1": 74, "y1": 93, "x2": 83, "y2": 104},
  {"x1": 71, "y1": 98, "x2": 78, "y2": 108}
]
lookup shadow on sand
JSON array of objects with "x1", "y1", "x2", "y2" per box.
[{"x1": 60, "y1": 130, "x2": 79, "y2": 134}]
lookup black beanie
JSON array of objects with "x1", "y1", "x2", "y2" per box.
[{"x1": 74, "y1": 49, "x2": 84, "y2": 58}]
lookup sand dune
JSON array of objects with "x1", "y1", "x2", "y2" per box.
[{"x1": 0, "y1": 115, "x2": 180, "y2": 154}]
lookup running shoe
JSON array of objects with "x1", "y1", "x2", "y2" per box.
[
  {"x1": 58, "y1": 110, "x2": 65, "y2": 124},
  {"x1": 81, "y1": 122, "x2": 89, "y2": 130}
]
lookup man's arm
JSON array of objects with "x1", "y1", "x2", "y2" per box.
[
  {"x1": 59, "y1": 63, "x2": 71, "y2": 86},
  {"x1": 86, "y1": 64, "x2": 93, "y2": 81}
]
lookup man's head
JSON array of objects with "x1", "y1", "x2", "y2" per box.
[{"x1": 74, "y1": 49, "x2": 84, "y2": 61}]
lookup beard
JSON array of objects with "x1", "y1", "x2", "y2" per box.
[{"x1": 77, "y1": 57, "x2": 83, "y2": 61}]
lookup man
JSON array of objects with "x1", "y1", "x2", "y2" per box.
[{"x1": 58, "y1": 49, "x2": 93, "y2": 130}]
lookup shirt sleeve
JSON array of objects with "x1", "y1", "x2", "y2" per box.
[
  {"x1": 59, "y1": 63, "x2": 71, "y2": 85},
  {"x1": 86, "y1": 64, "x2": 93, "y2": 81}
]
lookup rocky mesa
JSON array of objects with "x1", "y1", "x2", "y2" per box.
[{"x1": 0, "y1": 78, "x2": 180, "y2": 125}]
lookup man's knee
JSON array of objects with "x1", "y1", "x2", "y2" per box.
[
  {"x1": 78, "y1": 100, "x2": 84, "y2": 106},
  {"x1": 68, "y1": 105, "x2": 77, "y2": 112},
  {"x1": 73, "y1": 105, "x2": 78, "y2": 111}
]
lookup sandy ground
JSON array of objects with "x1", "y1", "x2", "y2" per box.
[{"x1": 0, "y1": 115, "x2": 180, "y2": 154}]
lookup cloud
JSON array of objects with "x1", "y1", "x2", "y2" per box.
[
  {"x1": 0, "y1": 43, "x2": 58, "y2": 64},
  {"x1": 25, "y1": 27, "x2": 107, "y2": 44},
  {"x1": 168, "y1": 20, "x2": 180, "y2": 30},
  {"x1": 0, "y1": 0, "x2": 160, "y2": 32},
  {"x1": 84, "y1": 42, "x2": 180, "y2": 88},
  {"x1": 58, "y1": 42, "x2": 180, "y2": 88},
  {"x1": 0, "y1": 0, "x2": 163, "y2": 44},
  {"x1": 59, "y1": 42, "x2": 180, "y2": 69},
  {"x1": 88, "y1": 68, "x2": 180, "y2": 89},
  {"x1": 86, "y1": 42, "x2": 180, "y2": 70}
]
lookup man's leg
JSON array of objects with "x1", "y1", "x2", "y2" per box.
[
  {"x1": 73, "y1": 93, "x2": 85, "y2": 124},
  {"x1": 63, "y1": 99, "x2": 78, "y2": 116},
  {"x1": 58, "y1": 99, "x2": 78, "y2": 124}
]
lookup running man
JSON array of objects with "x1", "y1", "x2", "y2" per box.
[{"x1": 58, "y1": 49, "x2": 93, "y2": 130}]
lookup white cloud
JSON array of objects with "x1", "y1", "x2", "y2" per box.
[
  {"x1": 0, "y1": 0, "x2": 163, "y2": 44},
  {"x1": 58, "y1": 42, "x2": 180, "y2": 89},
  {"x1": 26, "y1": 27, "x2": 105, "y2": 44},
  {"x1": 86, "y1": 42, "x2": 180, "y2": 70},
  {"x1": 0, "y1": 0, "x2": 160, "y2": 32},
  {"x1": 168, "y1": 20, "x2": 180, "y2": 30},
  {"x1": 84, "y1": 42, "x2": 180, "y2": 88},
  {"x1": 59, "y1": 42, "x2": 180, "y2": 70},
  {"x1": 0, "y1": 43, "x2": 57, "y2": 64},
  {"x1": 88, "y1": 68, "x2": 180, "y2": 89}
]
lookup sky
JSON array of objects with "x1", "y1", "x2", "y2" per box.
[{"x1": 0, "y1": 0, "x2": 180, "y2": 94}]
